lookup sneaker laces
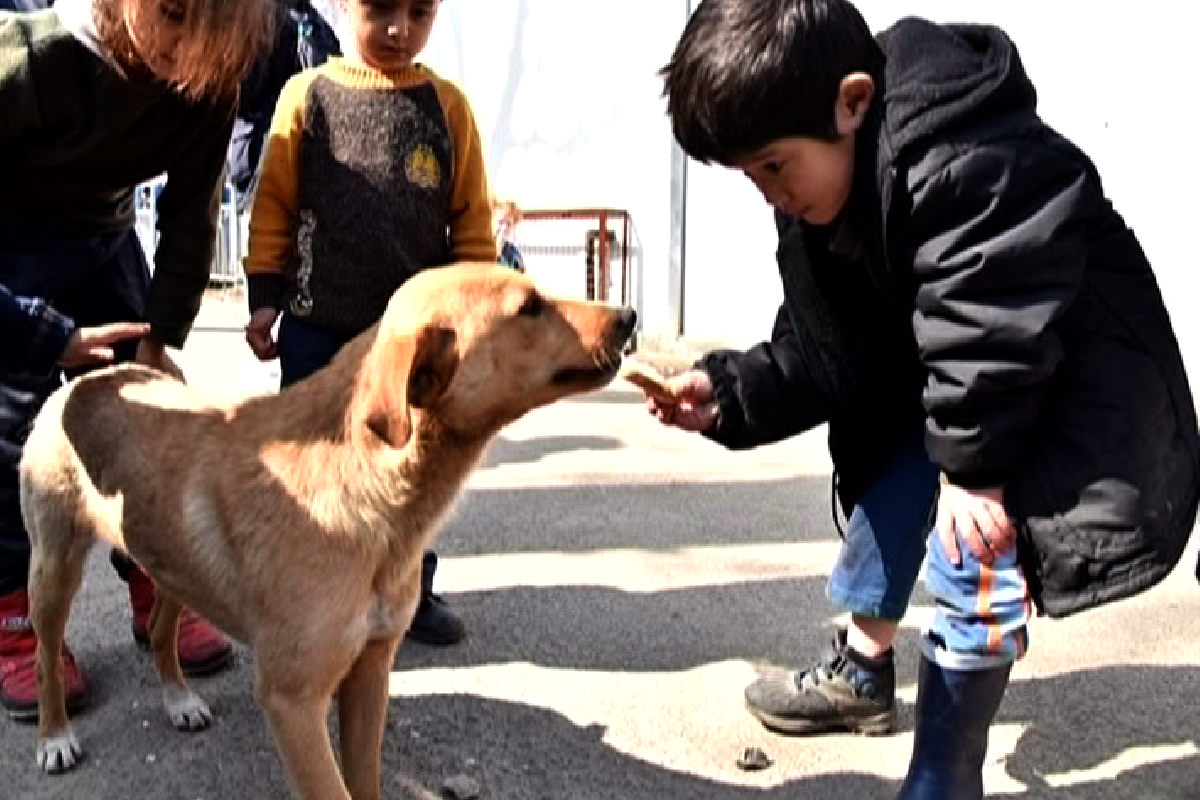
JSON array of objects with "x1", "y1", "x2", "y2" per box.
[{"x1": 795, "y1": 650, "x2": 847, "y2": 691}]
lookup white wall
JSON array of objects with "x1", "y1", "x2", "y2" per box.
[
  {"x1": 335, "y1": 1, "x2": 1199, "y2": 374},
  {"x1": 681, "y1": 1, "x2": 1200, "y2": 369},
  {"x1": 415, "y1": 0, "x2": 681, "y2": 335}
]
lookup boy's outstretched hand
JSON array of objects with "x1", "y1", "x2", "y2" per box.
[
  {"x1": 58, "y1": 321, "x2": 151, "y2": 369},
  {"x1": 245, "y1": 307, "x2": 280, "y2": 361},
  {"x1": 642, "y1": 368, "x2": 719, "y2": 432},
  {"x1": 936, "y1": 482, "x2": 1016, "y2": 567}
]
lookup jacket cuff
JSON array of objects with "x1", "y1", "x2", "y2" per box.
[
  {"x1": 942, "y1": 466, "x2": 1011, "y2": 490},
  {"x1": 25, "y1": 300, "x2": 76, "y2": 375},
  {"x1": 247, "y1": 273, "x2": 286, "y2": 314},
  {"x1": 695, "y1": 355, "x2": 743, "y2": 446}
]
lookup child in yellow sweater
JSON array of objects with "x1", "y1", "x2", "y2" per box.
[{"x1": 243, "y1": 0, "x2": 495, "y2": 645}]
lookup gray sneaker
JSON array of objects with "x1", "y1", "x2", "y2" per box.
[{"x1": 744, "y1": 629, "x2": 895, "y2": 735}]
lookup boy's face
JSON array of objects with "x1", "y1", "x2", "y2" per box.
[
  {"x1": 342, "y1": 0, "x2": 440, "y2": 72},
  {"x1": 733, "y1": 136, "x2": 856, "y2": 227},
  {"x1": 731, "y1": 73, "x2": 875, "y2": 227}
]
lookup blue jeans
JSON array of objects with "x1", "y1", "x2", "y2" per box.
[
  {"x1": 828, "y1": 425, "x2": 1032, "y2": 667},
  {"x1": 276, "y1": 313, "x2": 355, "y2": 389},
  {"x1": 828, "y1": 426, "x2": 940, "y2": 621},
  {"x1": 923, "y1": 527, "x2": 1032, "y2": 670},
  {"x1": 0, "y1": 228, "x2": 150, "y2": 594}
]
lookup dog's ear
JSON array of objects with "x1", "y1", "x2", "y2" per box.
[
  {"x1": 407, "y1": 325, "x2": 458, "y2": 409},
  {"x1": 361, "y1": 323, "x2": 458, "y2": 448}
]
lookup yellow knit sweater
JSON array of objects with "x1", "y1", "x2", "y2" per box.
[{"x1": 244, "y1": 57, "x2": 496, "y2": 332}]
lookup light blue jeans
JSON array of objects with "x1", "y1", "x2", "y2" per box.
[
  {"x1": 828, "y1": 426, "x2": 939, "y2": 621},
  {"x1": 828, "y1": 424, "x2": 1033, "y2": 669},
  {"x1": 923, "y1": 526, "x2": 1032, "y2": 670}
]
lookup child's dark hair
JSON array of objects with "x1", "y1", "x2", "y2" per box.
[{"x1": 661, "y1": 0, "x2": 883, "y2": 165}]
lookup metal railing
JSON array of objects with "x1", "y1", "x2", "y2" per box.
[{"x1": 135, "y1": 177, "x2": 245, "y2": 287}]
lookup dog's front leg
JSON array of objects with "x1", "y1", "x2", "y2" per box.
[
  {"x1": 149, "y1": 592, "x2": 212, "y2": 730},
  {"x1": 337, "y1": 637, "x2": 401, "y2": 800},
  {"x1": 261, "y1": 687, "x2": 353, "y2": 800}
]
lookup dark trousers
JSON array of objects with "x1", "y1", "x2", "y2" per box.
[
  {"x1": 277, "y1": 314, "x2": 440, "y2": 589},
  {"x1": 0, "y1": 229, "x2": 150, "y2": 594}
]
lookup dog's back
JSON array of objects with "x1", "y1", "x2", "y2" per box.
[
  {"x1": 23, "y1": 364, "x2": 216, "y2": 542},
  {"x1": 20, "y1": 364, "x2": 256, "y2": 633}
]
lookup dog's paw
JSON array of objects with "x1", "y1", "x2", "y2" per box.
[
  {"x1": 37, "y1": 728, "x2": 83, "y2": 774},
  {"x1": 163, "y1": 686, "x2": 213, "y2": 731}
]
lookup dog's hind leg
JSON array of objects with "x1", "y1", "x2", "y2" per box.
[
  {"x1": 148, "y1": 592, "x2": 212, "y2": 731},
  {"x1": 28, "y1": 532, "x2": 88, "y2": 774},
  {"x1": 260, "y1": 684, "x2": 353, "y2": 800},
  {"x1": 337, "y1": 637, "x2": 401, "y2": 800}
]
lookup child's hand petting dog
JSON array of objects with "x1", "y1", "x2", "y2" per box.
[
  {"x1": 59, "y1": 321, "x2": 150, "y2": 369},
  {"x1": 622, "y1": 361, "x2": 719, "y2": 432}
]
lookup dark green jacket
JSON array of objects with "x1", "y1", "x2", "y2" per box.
[{"x1": 0, "y1": 8, "x2": 235, "y2": 347}]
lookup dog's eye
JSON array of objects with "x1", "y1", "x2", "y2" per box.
[{"x1": 517, "y1": 294, "x2": 544, "y2": 318}]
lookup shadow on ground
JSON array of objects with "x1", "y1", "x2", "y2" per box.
[
  {"x1": 7, "y1": 662, "x2": 1195, "y2": 800},
  {"x1": 481, "y1": 433, "x2": 627, "y2": 467},
  {"x1": 2, "y1": 476, "x2": 1194, "y2": 800},
  {"x1": 382, "y1": 671, "x2": 1200, "y2": 800}
]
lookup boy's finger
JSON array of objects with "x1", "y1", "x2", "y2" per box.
[
  {"x1": 86, "y1": 347, "x2": 116, "y2": 363},
  {"x1": 107, "y1": 323, "x2": 151, "y2": 340},
  {"x1": 84, "y1": 322, "x2": 151, "y2": 345},
  {"x1": 970, "y1": 520, "x2": 997, "y2": 566},
  {"x1": 936, "y1": 507, "x2": 961, "y2": 566},
  {"x1": 987, "y1": 504, "x2": 1017, "y2": 552}
]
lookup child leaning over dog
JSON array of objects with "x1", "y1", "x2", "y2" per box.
[
  {"x1": 242, "y1": 0, "x2": 495, "y2": 647},
  {"x1": 0, "y1": 0, "x2": 274, "y2": 721},
  {"x1": 651, "y1": 1, "x2": 1200, "y2": 798}
]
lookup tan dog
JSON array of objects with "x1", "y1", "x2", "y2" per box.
[{"x1": 20, "y1": 264, "x2": 636, "y2": 800}]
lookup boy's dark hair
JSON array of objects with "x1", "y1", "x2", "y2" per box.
[{"x1": 661, "y1": 0, "x2": 883, "y2": 165}]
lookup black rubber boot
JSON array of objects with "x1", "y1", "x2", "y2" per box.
[
  {"x1": 895, "y1": 655, "x2": 1012, "y2": 800},
  {"x1": 405, "y1": 551, "x2": 465, "y2": 646}
]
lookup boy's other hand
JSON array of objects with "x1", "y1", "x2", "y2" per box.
[
  {"x1": 936, "y1": 483, "x2": 1015, "y2": 567},
  {"x1": 245, "y1": 307, "x2": 280, "y2": 361},
  {"x1": 58, "y1": 322, "x2": 151, "y2": 369},
  {"x1": 646, "y1": 369, "x2": 719, "y2": 432}
]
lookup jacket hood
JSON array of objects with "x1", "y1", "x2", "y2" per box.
[{"x1": 876, "y1": 18, "x2": 1039, "y2": 157}]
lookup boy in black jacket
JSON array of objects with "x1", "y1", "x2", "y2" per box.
[{"x1": 653, "y1": 1, "x2": 1200, "y2": 797}]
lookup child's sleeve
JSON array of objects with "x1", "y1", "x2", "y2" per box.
[
  {"x1": 907, "y1": 142, "x2": 1090, "y2": 487},
  {"x1": 698, "y1": 304, "x2": 829, "y2": 450},
  {"x1": 243, "y1": 72, "x2": 313, "y2": 314},
  {"x1": 436, "y1": 80, "x2": 498, "y2": 263},
  {"x1": 0, "y1": 284, "x2": 74, "y2": 375},
  {"x1": 151, "y1": 98, "x2": 236, "y2": 348}
]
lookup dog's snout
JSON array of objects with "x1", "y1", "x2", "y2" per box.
[{"x1": 615, "y1": 307, "x2": 637, "y2": 340}]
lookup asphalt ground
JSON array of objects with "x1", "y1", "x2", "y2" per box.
[{"x1": 2, "y1": 289, "x2": 1196, "y2": 800}]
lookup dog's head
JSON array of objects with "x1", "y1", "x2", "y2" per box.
[{"x1": 355, "y1": 264, "x2": 637, "y2": 448}]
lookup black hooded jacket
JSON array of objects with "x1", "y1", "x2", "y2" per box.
[{"x1": 699, "y1": 17, "x2": 1199, "y2": 617}]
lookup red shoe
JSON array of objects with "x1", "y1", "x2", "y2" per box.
[
  {"x1": 0, "y1": 589, "x2": 87, "y2": 722},
  {"x1": 127, "y1": 567, "x2": 234, "y2": 677}
]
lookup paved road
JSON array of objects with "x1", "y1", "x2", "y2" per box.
[{"x1": 2, "y1": 291, "x2": 1197, "y2": 799}]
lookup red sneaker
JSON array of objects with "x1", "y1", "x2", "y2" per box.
[
  {"x1": 0, "y1": 589, "x2": 87, "y2": 722},
  {"x1": 127, "y1": 567, "x2": 234, "y2": 677}
]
